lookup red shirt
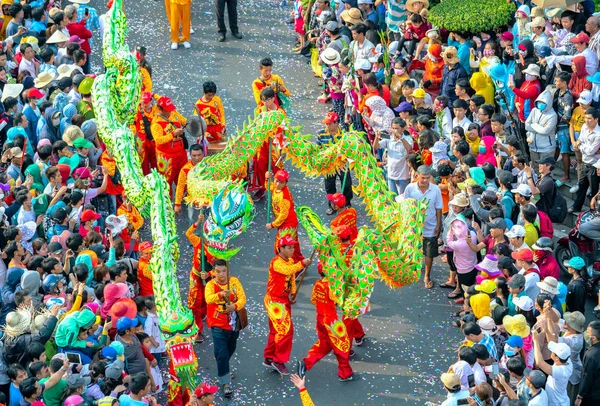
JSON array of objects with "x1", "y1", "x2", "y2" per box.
[
  {"x1": 66, "y1": 22, "x2": 92, "y2": 54},
  {"x1": 266, "y1": 256, "x2": 303, "y2": 299},
  {"x1": 311, "y1": 279, "x2": 338, "y2": 323}
]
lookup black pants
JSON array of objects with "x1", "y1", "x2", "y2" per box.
[
  {"x1": 215, "y1": 0, "x2": 239, "y2": 34},
  {"x1": 324, "y1": 171, "x2": 353, "y2": 208},
  {"x1": 397, "y1": 37, "x2": 418, "y2": 57},
  {"x1": 573, "y1": 163, "x2": 600, "y2": 211}
]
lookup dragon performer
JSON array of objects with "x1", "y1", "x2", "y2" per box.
[{"x1": 93, "y1": 0, "x2": 427, "y2": 402}]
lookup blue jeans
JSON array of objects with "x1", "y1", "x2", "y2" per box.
[
  {"x1": 211, "y1": 327, "x2": 239, "y2": 384},
  {"x1": 388, "y1": 178, "x2": 410, "y2": 195}
]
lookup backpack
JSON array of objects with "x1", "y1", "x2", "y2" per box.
[
  {"x1": 547, "y1": 180, "x2": 568, "y2": 223},
  {"x1": 537, "y1": 210, "x2": 554, "y2": 239}
]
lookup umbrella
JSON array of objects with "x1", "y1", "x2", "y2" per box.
[{"x1": 531, "y1": 0, "x2": 579, "y2": 9}]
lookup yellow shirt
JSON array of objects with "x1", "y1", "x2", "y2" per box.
[
  {"x1": 570, "y1": 106, "x2": 585, "y2": 133},
  {"x1": 252, "y1": 74, "x2": 291, "y2": 105}
]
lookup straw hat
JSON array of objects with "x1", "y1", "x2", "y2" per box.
[
  {"x1": 321, "y1": 48, "x2": 341, "y2": 66},
  {"x1": 340, "y1": 8, "x2": 363, "y2": 25},
  {"x1": 448, "y1": 193, "x2": 469, "y2": 207},
  {"x1": 56, "y1": 64, "x2": 76, "y2": 80},
  {"x1": 503, "y1": 314, "x2": 531, "y2": 338},
  {"x1": 34, "y1": 72, "x2": 55, "y2": 89},
  {"x1": 441, "y1": 46, "x2": 460, "y2": 65},
  {"x1": 3, "y1": 307, "x2": 33, "y2": 339},
  {"x1": 530, "y1": 7, "x2": 546, "y2": 19},
  {"x1": 406, "y1": 0, "x2": 429, "y2": 11},
  {"x1": 1, "y1": 84, "x2": 24, "y2": 102},
  {"x1": 46, "y1": 30, "x2": 69, "y2": 45}
]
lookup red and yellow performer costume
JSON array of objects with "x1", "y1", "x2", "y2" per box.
[
  {"x1": 251, "y1": 74, "x2": 291, "y2": 109},
  {"x1": 328, "y1": 193, "x2": 358, "y2": 243},
  {"x1": 194, "y1": 95, "x2": 225, "y2": 142},
  {"x1": 267, "y1": 170, "x2": 303, "y2": 263},
  {"x1": 167, "y1": 363, "x2": 190, "y2": 406},
  {"x1": 421, "y1": 43, "x2": 444, "y2": 98},
  {"x1": 263, "y1": 236, "x2": 304, "y2": 366},
  {"x1": 175, "y1": 160, "x2": 195, "y2": 210},
  {"x1": 301, "y1": 264, "x2": 353, "y2": 379},
  {"x1": 185, "y1": 222, "x2": 214, "y2": 334},
  {"x1": 137, "y1": 242, "x2": 154, "y2": 297},
  {"x1": 151, "y1": 96, "x2": 188, "y2": 196},
  {"x1": 335, "y1": 226, "x2": 366, "y2": 345},
  {"x1": 132, "y1": 92, "x2": 158, "y2": 175},
  {"x1": 252, "y1": 104, "x2": 283, "y2": 195},
  {"x1": 168, "y1": 0, "x2": 191, "y2": 45}
]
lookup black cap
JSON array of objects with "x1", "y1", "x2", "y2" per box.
[
  {"x1": 47, "y1": 241, "x2": 64, "y2": 254},
  {"x1": 59, "y1": 77, "x2": 73, "y2": 90},
  {"x1": 536, "y1": 156, "x2": 556, "y2": 167},
  {"x1": 481, "y1": 189, "x2": 498, "y2": 205},
  {"x1": 52, "y1": 208, "x2": 68, "y2": 223},
  {"x1": 73, "y1": 74, "x2": 85, "y2": 86}
]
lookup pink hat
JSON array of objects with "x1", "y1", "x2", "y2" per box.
[
  {"x1": 83, "y1": 302, "x2": 99, "y2": 315},
  {"x1": 68, "y1": 35, "x2": 85, "y2": 45},
  {"x1": 50, "y1": 230, "x2": 72, "y2": 251},
  {"x1": 100, "y1": 283, "x2": 128, "y2": 318},
  {"x1": 73, "y1": 167, "x2": 92, "y2": 180}
]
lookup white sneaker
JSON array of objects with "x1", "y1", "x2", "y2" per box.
[
  {"x1": 183, "y1": 42, "x2": 191, "y2": 49},
  {"x1": 569, "y1": 185, "x2": 579, "y2": 194},
  {"x1": 170, "y1": 42, "x2": 178, "y2": 50},
  {"x1": 190, "y1": 27, "x2": 195, "y2": 34}
]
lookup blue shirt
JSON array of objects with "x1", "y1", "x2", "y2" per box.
[
  {"x1": 118, "y1": 395, "x2": 146, "y2": 406},
  {"x1": 9, "y1": 383, "x2": 22, "y2": 406},
  {"x1": 479, "y1": 332, "x2": 498, "y2": 360}
]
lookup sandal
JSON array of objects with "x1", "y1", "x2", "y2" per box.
[
  {"x1": 447, "y1": 291, "x2": 462, "y2": 299},
  {"x1": 439, "y1": 282, "x2": 456, "y2": 289},
  {"x1": 424, "y1": 279, "x2": 434, "y2": 289}
]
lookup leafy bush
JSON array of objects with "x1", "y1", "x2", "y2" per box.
[{"x1": 429, "y1": 0, "x2": 516, "y2": 34}]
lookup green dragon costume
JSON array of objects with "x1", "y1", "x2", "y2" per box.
[{"x1": 93, "y1": 0, "x2": 427, "y2": 399}]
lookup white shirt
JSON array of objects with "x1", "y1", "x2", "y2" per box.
[
  {"x1": 472, "y1": 362, "x2": 487, "y2": 385},
  {"x1": 546, "y1": 362, "x2": 572, "y2": 406},
  {"x1": 519, "y1": 267, "x2": 541, "y2": 302},
  {"x1": 144, "y1": 312, "x2": 166, "y2": 353},
  {"x1": 351, "y1": 38, "x2": 375, "y2": 62},
  {"x1": 403, "y1": 182, "x2": 443, "y2": 238},
  {"x1": 578, "y1": 123, "x2": 600, "y2": 164},
  {"x1": 548, "y1": 47, "x2": 599, "y2": 75},
  {"x1": 440, "y1": 390, "x2": 470, "y2": 406},
  {"x1": 453, "y1": 116, "x2": 472, "y2": 133},
  {"x1": 18, "y1": 58, "x2": 36, "y2": 78},
  {"x1": 378, "y1": 135, "x2": 412, "y2": 181},
  {"x1": 528, "y1": 388, "x2": 549, "y2": 406},
  {"x1": 559, "y1": 334, "x2": 583, "y2": 385},
  {"x1": 451, "y1": 360, "x2": 474, "y2": 391}
]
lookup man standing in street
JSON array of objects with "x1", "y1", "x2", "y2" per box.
[
  {"x1": 215, "y1": 0, "x2": 241, "y2": 42},
  {"x1": 571, "y1": 108, "x2": 600, "y2": 213},
  {"x1": 151, "y1": 96, "x2": 188, "y2": 198},
  {"x1": 297, "y1": 262, "x2": 358, "y2": 382},
  {"x1": 576, "y1": 321, "x2": 600, "y2": 405},
  {"x1": 205, "y1": 259, "x2": 246, "y2": 398},
  {"x1": 263, "y1": 236, "x2": 312, "y2": 376},
  {"x1": 175, "y1": 144, "x2": 205, "y2": 224},
  {"x1": 265, "y1": 170, "x2": 304, "y2": 263},
  {"x1": 373, "y1": 117, "x2": 414, "y2": 195},
  {"x1": 403, "y1": 166, "x2": 443, "y2": 289},
  {"x1": 328, "y1": 193, "x2": 357, "y2": 242}
]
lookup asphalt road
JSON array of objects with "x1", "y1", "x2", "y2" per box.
[{"x1": 88, "y1": 0, "x2": 463, "y2": 404}]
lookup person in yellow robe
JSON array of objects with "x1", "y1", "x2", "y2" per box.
[{"x1": 168, "y1": 0, "x2": 191, "y2": 50}]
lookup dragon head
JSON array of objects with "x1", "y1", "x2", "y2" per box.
[
  {"x1": 160, "y1": 309, "x2": 198, "y2": 391},
  {"x1": 203, "y1": 183, "x2": 254, "y2": 260}
]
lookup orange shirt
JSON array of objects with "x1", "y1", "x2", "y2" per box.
[
  {"x1": 268, "y1": 184, "x2": 298, "y2": 229},
  {"x1": 266, "y1": 256, "x2": 303, "y2": 298},
  {"x1": 175, "y1": 161, "x2": 194, "y2": 206},
  {"x1": 151, "y1": 111, "x2": 187, "y2": 152},
  {"x1": 330, "y1": 207, "x2": 358, "y2": 241},
  {"x1": 137, "y1": 257, "x2": 154, "y2": 296},
  {"x1": 311, "y1": 278, "x2": 338, "y2": 323},
  {"x1": 439, "y1": 177, "x2": 450, "y2": 215},
  {"x1": 205, "y1": 276, "x2": 246, "y2": 331},
  {"x1": 99, "y1": 152, "x2": 124, "y2": 195},
  {"x1": 194, "y1": 95, "x2": 225, "y2": 127},
  {"x1": 117, "y1": 204, "x2": 143, "y2": 231}
]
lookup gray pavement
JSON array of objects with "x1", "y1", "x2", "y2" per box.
[{"x1": 90, "y1": 0, "x2": 463, "y2": 404}]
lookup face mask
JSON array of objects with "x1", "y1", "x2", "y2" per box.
[
  {"x1": 395, "y1": 69, "x2": 405, "y2": 75},
  {"x1": 52, "y1": 118, "x2": 60, "y2": 126},
  {"x1": 483, "y1": 49, "x2": 495, "y2": 57},
  {"x1": 536, "y1": 102, "x2": 547, "y2": 110},
  {"x1": 504, "y1": 346, "x2": 516, "y2": 357},
  {"x1": 93, "y1": 220, "x2": 98, "y2": 227},
  {"x1": 585, "y1": 335, "x2": 593, "y2": 347},
  {"x1": 519, "y1": 50, "x2": 527, "y2": 57},
  {"x1": 479, "y1": 145, "x2": 487, "y2": 154},
  {"x1": 525, "y1": 74, "x2": 536, "y2": 81}
]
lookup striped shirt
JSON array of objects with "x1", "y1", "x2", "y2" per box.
[
  {"x1": 479, "y1": 333, "x2": 499, "y2": 360},
  {"x1": 386, "y1": 0, "x2": 408, "y2": 33}
]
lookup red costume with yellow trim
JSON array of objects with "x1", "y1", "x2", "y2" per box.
[
  {"x1": 174, "y1": 161, "x2": 194, "y2": 208},
  {"x1": 339, "y1": 239, "x2": 366, "y2": 344},
  {"x1": 194, "y1": 95, "x2": 225, "y2": 142},
  {"x1": 132, "y1": 94, "x2": 158, "y2": 175},
  {"x1": 268, "y1": 171, "x2": 303, "y2": 262},
  {"x1": 263, "y1": 246, "x2": 304, "y2": 364},
  {"x1": 151, "y1": 100, "x2": 188, "y2": 196},
  {"x1": 252, "y1": 105, "x2": 283, "y2": 193},
  {"x1": 302, "y1": 275, "x2": 353, "y2": 379},
  {"x1": 328, "y1": 193, "x2": 358, "y2": 243},
  {"x1": 185, "y1": 223, "x2": 214, "y2": 333}
]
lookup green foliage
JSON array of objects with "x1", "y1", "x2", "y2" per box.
[{"x1": 429, "y1": 0, "x2": 516, "y2": 34}]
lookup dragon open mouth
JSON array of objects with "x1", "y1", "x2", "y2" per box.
[{"x1": 169, "y1": 342, "x2": 196, "y2": 369}]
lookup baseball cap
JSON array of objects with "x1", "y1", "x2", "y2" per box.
[
  {"x1": 157, "y1": 96, "x2": 176, "y2": 112},
  {"x1": 141, "y1": 91, "x2": 153, "y2": 104},
  {"x1": 475, "y1": 279, "x2": 497, "y2": 294},
  {"x1": 477, "y1": 316, "x2": 497, "y2": 335},
  {"x1": 47, "y1": 241, "x2": 64, "y2": 254},
  {"x1": 500, "y1": 31, "x2": 514, "y2": 42},
  {"x1": 52, "y1": 208, "x2": 68, "y2": 223},
  {"x1": 512, "y1": 295, "x2": 534, "y2": 311},
  {"x1": 411, "y1": 88, "x2": 426, "y2": 99},
  {"x1": 277, "y1": 235, "x2": 298, "y2": 249},
  {"x1": 511, "y1": 184, "x2": 532, "y2": 197},
  {"x1": 73, "y1": 138, "x2": 93, "y2": 149},
  {"x1": 571, "y1": 32, "x2": 590, "y2": 43},
  {"x1": 525, "y1": 369, "x2": 546, "y2": 389},
  {"x1": 66, "y1": 374, "x2": 91, "y2": 389},
  {"x1": 537, "y1": 46, "x2": 552, "y2": 58},
  {"x1": 27, "y1": 88, "x2": 44, "y2": 100},
  {"x1": 101, "y1": 346, "x2": 117, "y2": 362},
  {"x1": 327, "y1": 193, "x2": 346, "y2": 207},
  {"x1": 527, "y1": 17, "x2": 546, "y2": 28},
  {"x1": 105, "y1": 360, "x2": 124, "y2": 380},
  {"x1": 505, "y1": 225, "x2": 526, "y2": 238},
  {"x1": 274, "y1": 170, "x2": 289, "y2": 182},
  {"x1": 81, "y1": 209, "x2": 101, "y2": 223},
  {"x1": 116, "y1": 316, "x2": 139, "y2": 333},
  {"x1": 507, "y1": 274, "x2": 526, "y2": 289},
  {"x1": 322, "y1": 111, "x2": 339, "y2": 124},
  {"x1": 59, "y1": 77, "x2": 73, "y2": 90},
  {"x1": 194, "y1": 382, "x2": 219, "y2": 397},
  {"x1": 440, "y1": 372, "x2": 460, "y2": 390},
  {"x1": 536, "y1": 156, "x2": 556, "y2": 167},
  {"x1": 506, "y1": 335, "x2": 524, "y2": 348},
  {"x1": 548, "y1": 341, "x2": 571, "y2": 360},
  {"x1": 564, "y1": 256, "x2": 586, "y2": 271},
  {"x1": 578, "y1": 90, "x2": 593, "y2": 105},
  {"x1": 394, "y1": 101, "x2": 413, "y2": 113},
  {"x1": 489, "y1": 217, "x2": 507, "y2": 231},
  {"x1": 511, "y1": 248, "x2": 534, "y2": 262},
  {"x1": 354, "y1": 59, "x2": 371, "y2": 71}
]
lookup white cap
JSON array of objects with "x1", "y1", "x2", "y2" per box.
[
  {"x1": 511, "y1": 184, "x2": 532, "y2": 197},
  {"x1": 355, "y1": 59, "x2": 372, "y2": 71},
  {"x1": 505, "y1": 225, "x2": 526, "y2": 238},
  {"x1": 357, "y1": 0, "x2": 374, "y2": 3},
  {"x1": 548, "y1": 341, "x2": 571, "y2": 360},
  {"x1": 578, "y1": 90, "x2": 593, "y2": 105},
  {"x1": 512, "y1": 295, "x2": 534, "y2": 311}
]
